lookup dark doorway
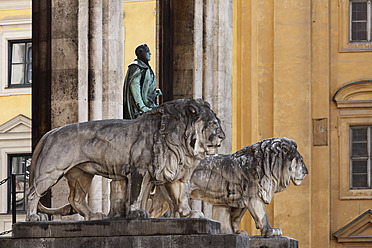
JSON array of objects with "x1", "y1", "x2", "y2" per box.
[{"x1": 157, "y1": 0, "x2": 174, "y2": 103}]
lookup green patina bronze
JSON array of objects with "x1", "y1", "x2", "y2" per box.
[{"x1": 123, "y1": 44, "x2": 162, "y2": 119}]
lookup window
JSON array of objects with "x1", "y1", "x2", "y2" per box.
[
  {"x1": 333, "y1": 81, "x2": 372, "y2": 199},
  {"x1": 350, "y1": 0, "x2": 372, "y2": 42},
  {"x1": 350, "y1": 126, "x2": 372, "y2": 189},
  {"x1": 8, "y1": 40, "x2": 32, "y2": 87},
  {"x1": 8, "y1": 154, "x2": 31, "y2": 213}
]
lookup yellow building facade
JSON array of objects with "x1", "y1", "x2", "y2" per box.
[
  {"x1": 0, "y1": 4, "x2": 32, "y2": 124},
  {"x1": 233, "y1": 0, "x2": 372, "y2": 247},
  {"x1": 0, "y1": 0, "x2": 32, "y2": 235},
  {"x1": 1, "y1": 1, "x2": 372, "y2": 247}
]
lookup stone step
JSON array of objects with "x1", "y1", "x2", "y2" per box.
[
  {"x1": 12, "y1": 218, "x2": 220, "y2": 238},
  {"x1": 1, "y1": 218, "x2": 298, "y2": 248}
]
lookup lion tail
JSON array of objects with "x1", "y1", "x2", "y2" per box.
[
  {"x1": 37, "y1": 202, "x2": 77, "y2": 216},
  {"x1": 29, "y1": 130, "x2": 55, "y2": 184}
]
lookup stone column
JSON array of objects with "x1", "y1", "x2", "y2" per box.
[
  {"x1": 77, "y1": 1, "x2": 89, "y2": 123},
  {"x1": 33, "y1": 0, "x2": 124, "y2": 219},
  {"x1": 87, "y1": 0, "x2": 104, "y2": 214},
  {"x1": 207, "y1": 0, "x2": 233, "y2": 155},
  {"x1": 202, "y1": 0, "x2": 214, "y2": 106},
  {"x1": 50, "y1": 0, "x2": 83, "y2": 219},
  {"x1": 172, "y1": 0, "x2": 233, "y2": 154},
  {"x1": 102, "y1": 0, "x2": 124, "y2": 120},
  {"x1": 101, "y1": 0, "x2": 124, "y2": 215},
  {"x1": 172, "y1": 0, "x2": 233, "y2": 218},
  {"x1": 88, "y1": 0, "x2": 103, "y2": 121}
]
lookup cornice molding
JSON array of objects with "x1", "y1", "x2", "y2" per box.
[
  {"x1": 0, "y1": 19, "x2": 31, "y2": 26},
  {"x1": 333, "y1": 81, "x2": 372, "y2": 108},
  {"x1": 0, "y1": 114, "x2": 31, "y2": 133}
]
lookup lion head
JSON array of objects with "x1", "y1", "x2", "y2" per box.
[
  {"x1": 147, "y1": 99, "x2": 225, "y2": 182},
  {"x1": 235, "y1": 137, "x2": 308, "y2": 204},
  {"x1": 288, "y1": 150, "x2": 307, "y2": 186}
]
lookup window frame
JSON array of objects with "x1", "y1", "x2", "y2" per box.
[
  {"x1": 349, "y1": 126, "x2": 372, "y2": 189},
  {"x1": 349, "y1": 0, "x2": 372, "y2": 42},
  {"x1": 7, "y1": 153, "x2": 31, "y2": 214},
  {"x1": 7, "y1": 39, "x2": 32, "y2": 88},
  {"x1": 339, "y1": 0, "x2": 372, "y2": 52},
  {"x1": 338, "y1": 114, "x2": 372, "y2": 199},
  {"x1": 0, "y1": 19, "x2": 31, "y2": 96}
]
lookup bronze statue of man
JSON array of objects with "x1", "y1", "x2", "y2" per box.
[{"x1": 123, "y1": 44, "x2": 161, "y2": 119}]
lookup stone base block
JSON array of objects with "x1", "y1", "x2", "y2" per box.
[
  {"x1": 12, "y1": 218, "x2": 220, "y2": 238},
  {"x1": 0, "y1": 218, "x2": 298, "y2": 248}
]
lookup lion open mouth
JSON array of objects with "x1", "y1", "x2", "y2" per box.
[
  {"x1": 293, "y1": 179, "x2": 303, "y2": 185},
  {"x1": 293, "y1": 175, "x2": 306, "y2": 185},
  {"x1": 206, "y1": 144, "x2": 221, "y2": 155}
]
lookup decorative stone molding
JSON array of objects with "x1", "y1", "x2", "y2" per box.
[
  {"x1": 333, "y1": 81, "x2": 372, "y2": 108},
  {"x1": 0, "y1": 19, "x2": 31, "y2": 27},
  {"x1": 333, "y1": 209, "x2": 372, "y2": 243},
  {"x1": 0, "y1": 114, "x2": 31, "y2": 133}
]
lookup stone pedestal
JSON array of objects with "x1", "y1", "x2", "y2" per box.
[{"x1": 1, "y1": 219, "x2": 298, "y2": 248}]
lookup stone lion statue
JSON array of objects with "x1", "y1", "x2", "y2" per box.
[
  {"x1": 26, "y1": 99, "x2": 225, "y2": 221},
  {"x1": 148, "y1": 137, "x2": 308, "y2": 236}
]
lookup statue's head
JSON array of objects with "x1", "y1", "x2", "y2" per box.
[{"x1": 135, "y1": 44, "x2": 151, "y2": 63}]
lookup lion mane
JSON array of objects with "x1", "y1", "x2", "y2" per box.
[
  {"x1": 149, "y1": 99, "x2": 213, "y2": 182},
  {"x1": 148, "y1": 137, "x2": 307, "y2": 236},
  {"x1": 233, "y1": 137, "x2": 299, "y2": 204},
  {"x1": 27, "y1": 98, "x2": 225, "y2": 221}
]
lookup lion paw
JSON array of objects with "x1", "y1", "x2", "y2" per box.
[
  {"x1": 39, "y1": 213, "x2": 49, "y2": 221},
  {"x1": 235, "y1": 229, "x2": 249, "y2": 236},
  {"x1": 28, "y1": 213, "x2": 49, "y2": 221},
  {"x1": 262, "y1": 227, "x2": 282, "y2": 237},
  {"x1": 128, "y1": 209, "x2": 150, "y2": 219},
  {"x1": 189, "y1": 210, "x2": 204, "y2": 218},
  {"x1": 89, "y1": 212, "x2": 106, "y2": 220}
]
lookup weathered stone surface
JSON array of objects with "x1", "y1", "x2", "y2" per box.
[
  {"x1": 3, "y1": 225, "x2": 298, "y2": 248},
  {"x1": 33, "y1": 0, "x2": 125, "y2": 220},
  {"x1": 1, "y1": 235, "x2": 249, "y2": 248},
  {"x1": 13, "y1": 218, "x2": 220, "y2": 238},
  {"x1": 27, "y1": 99, "x2": 225, "y2": 223},
  {"x1": 249, "y1": 236, "x2": 298, "y2": 248},
  {"x1": 149, "y1": 138, "x2": 308, "y2": 237},
  {"x1": 4, "y1": 219, "x2": 299, "y2": 247}
]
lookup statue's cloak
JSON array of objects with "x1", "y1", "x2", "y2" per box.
[{"x1": 123, "y1": 59, "x2": 157, "y2": 119}]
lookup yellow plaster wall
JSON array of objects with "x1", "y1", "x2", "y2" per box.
[
  {"x1": 0, "y1": 95, "x2": 31, "y2": 125},
  {"x1": 123, "y1": 1, "x2": 156, "y2": 72},
  {"x1": 233, "y1": 0, "x2": 255, "y2": 235},
  {"x1": 0, "y1": 8, "x2": 32, "y2": 125},
  {"x1": 234, "y1": 0, "x2": 372, "y2": 248},
  {"x1": 272, "y1": 2, "x2": 312, "y2": 247},
  {"x1": 0, "y1": 9, "x2": 31, "y2": 22},
  {"x1": 234, "y1": 1, "x2": 313, "y2": 244}
]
